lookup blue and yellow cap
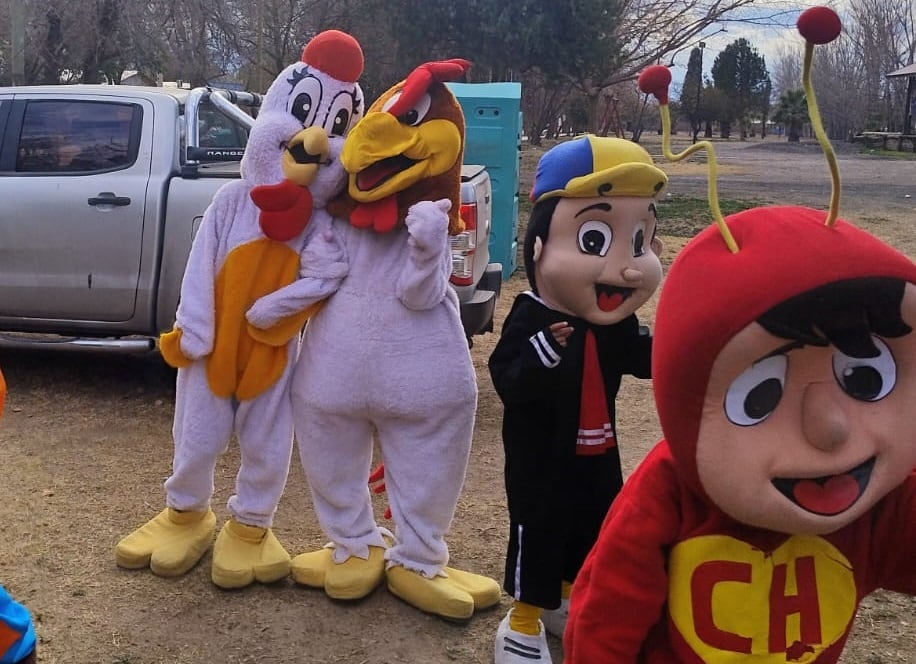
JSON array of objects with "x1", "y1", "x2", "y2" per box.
[{"x1": 529, "y1": 134, "x2": 668, "y2": 204}]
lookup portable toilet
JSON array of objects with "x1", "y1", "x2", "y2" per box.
[{"x1": 448, "y1": 82, "x2": 522, "y2": 280}]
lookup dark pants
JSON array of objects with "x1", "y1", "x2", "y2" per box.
[{"x1": 503, "y1": 448, "x2": 623, "y2": 609}]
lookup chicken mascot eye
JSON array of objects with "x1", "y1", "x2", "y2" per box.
[
  {"x1": 381, "y1": 91, "x2": 432, "y2": 126},
  {"x1": 578, "y1": 220, "x2": 613, "y2": 256},
  {"x1": 326, "y1": 93, "x2": 356, "y2": 137},
  {"x1": 331, "y1": 108, "x2": 350, "y2": 136},
  {"x1": 832, "y1": 335, "x2": 896, "y2": 401},
  {"x1": 724, "y1": 354, "x2": 787, "y2": 426},
  {"x1": 291, "y1": 93, "x2": 314, "y2": 124},
  {"x1": 288, "y1": 76, "x2": 323, "y2": 127}
]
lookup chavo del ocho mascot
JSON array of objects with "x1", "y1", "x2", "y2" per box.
[
  {"x1": 115, "y1": 30, "x2": 365, "y2": 589},
  {"x1": 564, "y1": 9, "x2": 916, "y2": 663},
  {"x1": 246, "y1": 58, "x2": 501, "y2": 620}
]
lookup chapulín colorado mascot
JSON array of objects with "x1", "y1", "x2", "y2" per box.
[
  {"x1": 565, "y1": 9, "x2": 916, "y2": 663},
  {"x1": 115, "y1": 30, "x2": 364, "y2": 589}
]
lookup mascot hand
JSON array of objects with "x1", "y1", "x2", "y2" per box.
[
  {"x1": 300, "y1": 229, "x2": 349, "y2": 281},
  {"x1": 246, "y1": 294, "x2": 284, "y2": 330},
  {"x1": 178, "y1": 328, "x2": 212, "y2": 361},
  {"x1": 159, "y1": 325, "x2": 209, "y2": 367},
  {"x1": 405, "y1": 199, "x2": 451, "y2": 253},
  {"x1": 547, "y1": 321, "x2": 575, "y2": 348}
]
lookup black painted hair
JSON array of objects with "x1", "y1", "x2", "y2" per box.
[
  {"x1": 523, "y1": 197, "x2": 561, "y2": 292},
  {"x1": 757, "y1": 277, "x2": 911, "y2": 358}
]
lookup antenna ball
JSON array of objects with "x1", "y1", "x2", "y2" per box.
[
  {"x1": 797, "y1": 6, "x2": 842, "y2": 44},
  {"x1": 638, "y1": 65, "x2": 672, "y2": 105}
]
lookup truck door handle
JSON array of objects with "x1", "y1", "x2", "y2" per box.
[{"x1": 88, "y1": 193, "x2": 131, "y2": 207}]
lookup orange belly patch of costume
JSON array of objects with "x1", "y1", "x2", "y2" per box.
[
  {"x1": 208, "y1": 238, "x2": 305, "y2": 400},
  {"x1": 668, "y1": 534, "x2": 856, "y2": 663}
]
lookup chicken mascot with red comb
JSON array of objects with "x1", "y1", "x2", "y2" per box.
[
  {"x1": 565, "y1": 8, "x2": 916, "y2": 663},
  {"x1": 247, "y1": 58, "x2": 501, "y2": 620},
  {"x1": 115, "y1": 29, "x2": 364, "y2": 589}
]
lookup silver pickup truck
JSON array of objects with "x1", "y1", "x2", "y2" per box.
[{"x1": 0, "y1": 85, "x2": 500, "y2": 352}]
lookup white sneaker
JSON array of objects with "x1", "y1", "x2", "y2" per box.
[
  {"x1": 495, "y1": 612, "x2": 553, "y2": 664},
  {"x1": 540, "y1": 598, "x2": 569, "y2": 638}
]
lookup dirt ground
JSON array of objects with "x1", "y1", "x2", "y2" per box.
[{"x1": 1, "y1": 136, "x2": 915, "y2": 663}]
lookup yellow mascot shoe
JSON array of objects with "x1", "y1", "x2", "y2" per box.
[
  {"x1": 442, "y1": 566, "x2": 501, "y2": 609},
  {"x1": 323, "y1": 545, "x2": 387, "y2": 600},
  {"x1": 292, "y1": 545, "x2": 388, "y2": 600},
  {"x1": 115, "y1": 507, "x2": 216, "y2": 577},
  {"x1": 211, "y1": 518, "x2": 291, "y2": 589},
  {"x1": 386, "y1": 565, "x2": 475, "y2": 620},
  {"x1": 290, "y1": 548, "x2": 332, "y2": 588}
]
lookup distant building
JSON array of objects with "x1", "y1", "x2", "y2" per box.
[
  {"x1": 116, "y1": 70, "x2": 243, "y2": 90},
  {"x1": 118, "y1": 70, "x2": 159, "y2": 86},
  {"x1": 117, "y1": 70, "x2": 190, "y2": 88}
]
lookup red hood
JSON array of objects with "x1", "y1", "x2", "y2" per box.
[{"x1": 652, "y1": 205, "x2": 916, "y2": 496}]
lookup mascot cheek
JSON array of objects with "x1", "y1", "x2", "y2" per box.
[{"x1": 241, "y1": 112, "x2": 304, "y2": 185}]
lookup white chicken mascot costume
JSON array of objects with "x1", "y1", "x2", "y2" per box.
[{"x1": 115, "y1": 29, "x2": 365, "y2": 589}]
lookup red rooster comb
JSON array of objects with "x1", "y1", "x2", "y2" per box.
[{"x1": 386, "y1": 59, "x2": 471, "y2": 117}]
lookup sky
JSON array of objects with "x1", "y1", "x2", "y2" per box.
[{"x1": 667, "y1": 0, "x2": 850, "y2": 83}]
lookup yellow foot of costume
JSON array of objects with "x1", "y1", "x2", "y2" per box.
[
  {"x1": 290, "y1": 545, "x2": 387, "y2": 600},
  {"x1": 115, "y1": 507, "x2": 216, "y2": 577},
  {"x1": 386, "y1": 565, "x2": 499, "y2": 621},
  {"x1": 443, "y1": 567, "x2": 501, "y2": 609},
  {"x1": 210, "y1": 518, "x2": 291, "y2": 589}
]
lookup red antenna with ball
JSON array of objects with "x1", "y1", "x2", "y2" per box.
[
  {"x1": 638, "y1": 5, "x2": 845, "y2": 249},
  {"x1": 797, "y1": 6, "x2": 843, "y2": 226},
  {"x1": 638, "y1": 65, "x2": 738, "y2": 253}
]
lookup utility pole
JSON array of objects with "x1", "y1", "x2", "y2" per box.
[
  {"x1": 256, "y1": 3, "x2": 264, "y2": 92},
  {"x1": 10, "y1": 0, "x2": 26, "y2": 85},
  {"x1": 693, "y1": 41, "x2": 706, "y2": 144}
]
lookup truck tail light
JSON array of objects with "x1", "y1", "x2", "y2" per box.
[{"x1": 450, "y1": 202, "x2": 477, "y2": 286}]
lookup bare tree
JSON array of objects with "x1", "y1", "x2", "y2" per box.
[
  {"x1": 206, "y1": 0, "x2": 388, "y2": 94},
  {"x1": 801, "y1": 0, "x2": 914, "y2": 138},
  {"x1": 570, "y1": 0, "x2": 809, "y2": 138},
  {"x1": 770, "y1": 45, "x2": 802, "y2": 101},
  {"x1": 3, "y1": 0, "x2": 911, "y2": 145}
]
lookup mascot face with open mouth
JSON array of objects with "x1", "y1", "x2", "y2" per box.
[
  {"x1": 339, "y1": 59, "x2": 469, "y2": 235},
  {"x1": 525, "y1": 134, "x2": 668, "y2": 326},
  {"x1": 662, "y1": 220, "x2": 916, "y2": 536}
]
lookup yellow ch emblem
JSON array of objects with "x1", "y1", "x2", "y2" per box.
[{"x1": 669, "y1": 534, "x2": 856, "y2": 663}]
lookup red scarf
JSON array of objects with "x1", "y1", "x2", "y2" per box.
[{"x1": 577, "y1": 329, "x2": 615, "y2": 455}]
